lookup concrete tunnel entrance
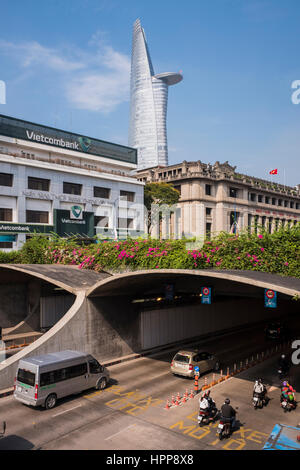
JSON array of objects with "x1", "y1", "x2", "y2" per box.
[
  {"x1": 0, "y1": 266, "x2": 75, "y2": 355},
  {"x1": 86, "y1": 271, "x2": 300, "y2": 361}
]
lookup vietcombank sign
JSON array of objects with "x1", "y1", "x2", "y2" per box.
[
  {"x1": 53, "y1": 208, "x2": 94, "y2": 238},
  {"x1": 0, "y1": 114, "x2": 137, "y2": 164},
  {"x1": 0, "y1": 223, "x2": 54, "y2": 234}
]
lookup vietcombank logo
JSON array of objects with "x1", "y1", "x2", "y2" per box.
[
  {"x1": 78, "y1": 137, "x2": 92, "y2": 152},
  {"x1": 70, "y1": 205, "x2": 83, "y2": 220}
]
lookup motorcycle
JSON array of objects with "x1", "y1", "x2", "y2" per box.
[
  {"x1": 253, "y1": 392, "x2": 267, "y2": 409},
  {"x1": 198, "y1": 406, "x2": 218, "y2": 427},
  {"x1": 217, "y1": 418, "x2": 232, "y2": 440},
  {"x1": 253, "y1": 393, "x2": 262, "y2": 409},
  {"x1": 281, "y1": 393, "x2": 297, "y2": 412}
]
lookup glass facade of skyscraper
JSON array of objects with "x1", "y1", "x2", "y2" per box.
[{"x1": 129, "y1": 19, "x2": 182, "y2": 170}]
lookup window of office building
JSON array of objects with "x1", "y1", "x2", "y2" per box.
[
  {"x1": 0, "y1": 208, "x2": 13, "y2": 221},
  {"x1": 118, "y1": 217, "x2": 134, "y2": 229},
  {"x1": 296, "y1": 203, "x2": 299, "y2": 210},
  {"x1": 262, "y1": 216, "x2": 266, "y2": 228},
  {"x1": 254, "y1": 215, "x2": 259, "y2": 234},
  {"x1": 272, "y1": 198, "x2": 276, "y2": 205},
  {"x1": 249, "y1": 193, "x2": 256, "y2": 202},
  {"x1": 93, "y1": 186, "x2": 111, "y2": 199},
  {"x1": 278, "y1": 199, "x2": 282, "y2": 206},
  {"x1": 206, "y1": 207, "x2": 212, "y2": 216},
  {"x1": 284, "y1": 200, "x2": 288, "y2": 207},
  {"x1": 0, "y1": 242, "x2": 13, "y2": 249},
  {"x1": 229, "y1": 187, "x2": 238, "y2": 198},
  {"x1": 290, "y1": 201, "x2": 294, "y2": 208},
  {"x1": 120, "y1": 190, "x2": 135, "y2": 202},
  {"x1": 28, "y1": 176, "x2": 50, "y2": 191},
  {"x1": 230, "y1": 211, "x2": 239, "y2": 233},
  {"x1": 26, "y1": 210, "x2": 49, "y2": 224},
  {"x1": 268, "y1": 218, "x2": 273, "y2": 234},
  {"x1": 0, "y1": 173, "x2": 13, "y2": 187},
  {"x1": 275, "y1": 219, "x2": 279, "y2": 231},
  {"x1": 205, "y1": 184, "x2": 211, "y2": 196},
  {"x1": 206, "y1": 222, "x2": 212, "y2": 239},
  {"x1": 265, "y1": 196, "x2": 270, "y2": 204},
  {"x1": 63, "y1": 182, "x2": 82, "y2": 195},
  {"x1": 94, "y1": 215, "x2": 109, "y2": 228},
  {"x1": 248, "y1": 214, "x2": 253, "y2": 232},
  {"x1": 258, "y1": 195, "x2": 263, "y2": 203}
]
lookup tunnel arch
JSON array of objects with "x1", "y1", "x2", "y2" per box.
[{"x1": 87, "y1": 268, "x2": 300, "y2": 298}]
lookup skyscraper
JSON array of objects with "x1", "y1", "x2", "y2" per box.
[{"x1": 129, "y1": 19, "x2": 183, "y2": 171}]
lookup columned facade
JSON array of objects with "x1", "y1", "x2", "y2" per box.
[{"x1": 137, "y1": 160, "x2": 300, "y2": 239}]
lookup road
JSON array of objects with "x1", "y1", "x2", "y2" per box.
[{"x1": 0, "y1": 319, "x2": 299, "y2": 451}]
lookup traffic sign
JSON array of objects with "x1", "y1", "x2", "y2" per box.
[{"x1": 264, "y1": 289, "x2": 277, "y2": 308}]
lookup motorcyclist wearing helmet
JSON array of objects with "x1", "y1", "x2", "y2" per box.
[
  {"x1": 281, "y1": 381, "x2": 296, "y2": 403},
  {"x1": 205, "y1": 390, "x2": 216, "y2": 412},
  {"x1": 220, "y1": 398, "x2": 236, "y2": 429},
  {"x1": 199, "y1": 392, "x2": 210, "y2": 412},
  {"x1": 253, "y1": 378, "x2": 267, "y2": 401}
]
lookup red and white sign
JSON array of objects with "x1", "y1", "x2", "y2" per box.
[
  {"x1": 266, "y1": 289, "x2": 275, "y2": 299},
  {"x1": 202, "y1": 287, "x2": 210, "y2": 296}
]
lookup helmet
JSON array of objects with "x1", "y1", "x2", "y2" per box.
[{"x1": 225, "y1": 398, "x2": 230, "y2": 404}]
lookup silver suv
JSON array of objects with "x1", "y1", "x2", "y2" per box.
[{"x1": 171, "y1": 350, "x2": 220, "y2": 378}]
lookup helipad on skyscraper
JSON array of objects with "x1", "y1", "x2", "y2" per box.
[{"x1": 129, "y1": 19, "x2": 182, "y2": 171}]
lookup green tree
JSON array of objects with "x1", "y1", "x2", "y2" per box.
[{"x1": 144, "y1": 182, "x2": 180, "y2": 235}]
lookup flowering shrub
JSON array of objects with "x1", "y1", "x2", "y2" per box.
[{"x1": 2, "y1": 224, "x2": 299, "y2": 278}]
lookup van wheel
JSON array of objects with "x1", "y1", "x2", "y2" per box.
[
  {"x1": 45, "y1": 394, "x2": 57, "y2": 410},
  {"x1": 96, "y1": 377, "x2": 107, "y2": 391}
]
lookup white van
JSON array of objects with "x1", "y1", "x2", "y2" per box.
[{"x1": 14, "y1": 350, "x2": 110, "y2": 409}]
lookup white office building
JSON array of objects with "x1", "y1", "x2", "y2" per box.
[{"x1": 0, "y1": 114, "x2": 145, "y2": 251}]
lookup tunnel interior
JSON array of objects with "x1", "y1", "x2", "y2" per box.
[
  {"x1": 0, "y1": 268, "x2": 75, "y2": 336},
  {"x1": 87, "y1": 273, "x2": 299, "y2": 361}
]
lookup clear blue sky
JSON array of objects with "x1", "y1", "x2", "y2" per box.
[{"x1": 1, "y1": 0, "x2": 300, "y2": 186}]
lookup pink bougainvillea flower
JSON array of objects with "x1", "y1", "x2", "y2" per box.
[
  {"x1": 260, "y1": 247, "x2": 264, "y2": 252},
  {"x1": 237, "y1": 257, "x2": 240, "y2": 260},
  {"x1": 284, "y1": 262, "x2": 289, "y2": 266},
  {"x1": 258, "y1": 234, "x2": 263, "y2": 239}
]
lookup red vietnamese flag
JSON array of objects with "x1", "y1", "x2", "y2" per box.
[{"x1": 269, "y1": 169, "x2": 278, "y2": 175}]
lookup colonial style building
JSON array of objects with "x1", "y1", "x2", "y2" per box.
[
  {"x1": 136, "y1": 160, "x2": 300, "y2": 239},
  {"x1": 0, "y1": 114, "x2": 145, "y2": 251}
]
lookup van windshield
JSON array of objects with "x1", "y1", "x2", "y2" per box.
[{"x1": 17, "y1": 368, "x2": 35, "y2": 387}]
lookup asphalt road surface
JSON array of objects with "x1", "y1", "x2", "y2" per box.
[{"x1": 0, "y1": 319, "x2": 299, "y2": 451}]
